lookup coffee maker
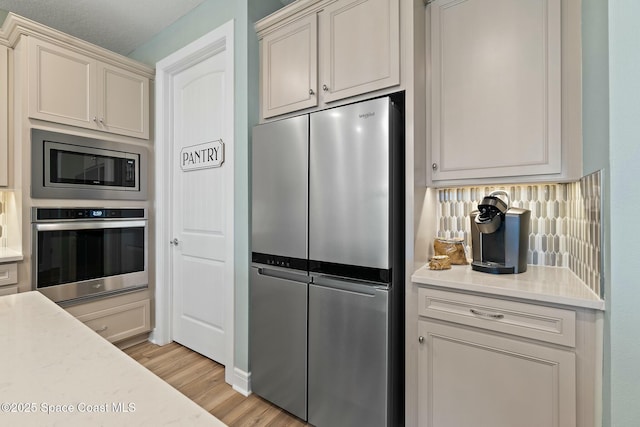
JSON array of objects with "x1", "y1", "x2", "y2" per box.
[{"x1": 470, "y1": 190, "x2": 530, "y2": 274}]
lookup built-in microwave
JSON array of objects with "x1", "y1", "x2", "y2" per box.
[{"x1": 31, "y1": 129, "x2": 148, "y2": 200}]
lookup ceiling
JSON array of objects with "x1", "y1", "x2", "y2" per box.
[{"x1": 0, "y1": 0, "x2": 206, "y2": 56}]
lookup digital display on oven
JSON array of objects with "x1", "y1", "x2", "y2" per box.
[{"x1": 90, "y1": 210, "x2": 105, "y2": 218}]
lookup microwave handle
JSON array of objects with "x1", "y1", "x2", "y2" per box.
[{"x1": 33, "y1": 220, "x2": 147, "y2": 231}]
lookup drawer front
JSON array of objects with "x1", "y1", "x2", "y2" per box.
[
  {"x1": 77, "y1": 299, "x2": 150, "y2": 343},
  {"x1": 418, "y1": 287, "x2": 576, "y2": 347},
  {"x1": 0, "y1": 262, "x2": 17, "y2": 286}
]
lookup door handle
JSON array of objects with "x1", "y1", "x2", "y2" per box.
[{"x1": 170, "y1": 238, "x2": 179, "y2": 246}]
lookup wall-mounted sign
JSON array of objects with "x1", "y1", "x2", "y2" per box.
[{"x1": 180, "y1": 139, "x2": 225, "y2": 171}]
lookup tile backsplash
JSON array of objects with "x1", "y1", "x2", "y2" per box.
[{"x1": 436, "y1": 170, "x2": 603, "y2": 296}]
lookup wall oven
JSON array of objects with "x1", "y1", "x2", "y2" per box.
[
  {"x1": 32, "y1": 208, "x2": 148, "y2": 304},
  {"x1": 31, "y1": 129, "x2": 148, "y2": 200}
]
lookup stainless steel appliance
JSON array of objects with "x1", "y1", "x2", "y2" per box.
[
  {"x1": 251, "y1": 95, "x2": 404, "y2": 427},
  {"x1": 31, "y1": 129, "x2": 148, "y2": 200},
  {"x1": 470, "y1": 190, "x2": 531, "y2": 274},
  {"x1": 32, "y1": 207, "x2": 148, "y2": 304}
]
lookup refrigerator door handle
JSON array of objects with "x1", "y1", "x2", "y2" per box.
[
  {"x1": 311, "y1": 274, "x2": 389, "y2": 295},
  {"x1": 256, "y1": 266, "x2": 309, "y2": 284}
]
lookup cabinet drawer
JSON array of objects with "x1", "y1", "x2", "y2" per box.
[
  {"x1": 77, "y1": 299, "x2": 150, "y2": 343},
  {"x1": 0, "y1": 262, "x2": 17, "y2": 286},
  {"x1": 0, "y1": 285, "x2": 17, "y2": 296},
  {"x1": 418, "y1": 287, "x2": 576, "y2": 347}
]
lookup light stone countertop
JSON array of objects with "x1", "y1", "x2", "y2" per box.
[
  {"x1": 0, "y1": 247, "x2": 22, "y2": 263},
  {"x1": 0, "y1": 291, "x2": 227, "y2": 426},
  {"x1": 412, "y1": 264, "x2": 605, "y2": 310}
]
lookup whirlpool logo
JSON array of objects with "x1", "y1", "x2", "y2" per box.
[{"x1": 359, "y1": 112, "x2": 376, "y2": 119}]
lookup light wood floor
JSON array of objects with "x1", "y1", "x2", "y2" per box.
[{"x1": 124, "y1": 341, "x2": 310, "y2": 426}]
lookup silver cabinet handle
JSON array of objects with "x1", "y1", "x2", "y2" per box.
[
  {"x1": 309, "y1": 89, "x2": 315, "y2": 95},
  {"x1": 432, "y1": 163, "x2": 438, "y2": 170},
  {"x1": 322, "y1": 84, "x2": 329, "y2": 92},
  {"x1": 470, "y1": 308, "x2": 504, "y2": 319},
  {"x1": 92, "y1": 283, "x2": 103, "y2": 289},
  {"x1": 95, "y1": 326, "x2": 108, "y2": 333},
  {"x1": 92, "y1": 116, "x2": 97, "y2": 122},
  {"x1": 99, "y1": 117, "x2": 104, "y2": 124},
  {"x1": 170, "y1": 238, "x2": 179, "y2": 246},
  {"x1": 418, "y1": 336, "x2": 425, "y2": 344}
]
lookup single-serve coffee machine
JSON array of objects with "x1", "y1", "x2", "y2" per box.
[{"x1": 470, "y1": 190, "x2": 530, "y2": 274}]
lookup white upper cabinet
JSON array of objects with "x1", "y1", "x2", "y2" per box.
[
  {"x1": 319, "y1": 0, "x2": 400, "y2": 103},
  {"x1": 28, "y1": 37, "x2": 149, "y2": 139},
  {"x1": 429, "y1": 0, "x2": 572, "y2": 184},
  {"x1": 258, "y1": 0, "x2": 400, "y2": 119},
  {"x1": 261, "y1": 14, "x2": 318, "y2": 118},
  {"x1": 0, "y1": 45, "x2": 8, "y2": 187}
]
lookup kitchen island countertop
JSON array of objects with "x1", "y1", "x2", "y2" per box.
[
  {"x1": 0, "y1": 291, "x2": 226, "y2": 426},
  {"x1": 412, "y1": 264, "x2": 605, "y2": 310}
]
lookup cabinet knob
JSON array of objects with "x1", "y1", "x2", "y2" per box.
[
  {"x1": 170, "y1": 238, "x2": 179, "y2": 246},
  {"x1": 92, "y1": 116, "x2": 97, "y2": 122},
  {"x1": 432, "y1": 163, "x2": 438, "y2": 171},
  {"x1": 99, "y1": 117, "x2": 104, "y2": 124},
  {"x1": 309, "y1": 89, "x2": 315, "y2": 96},
  {"x1": 322, "y1": 84, "x2": 329, "y2": 92},
  {"x1": 418, "y1": 336, "x2": 425, "y2": 344}
]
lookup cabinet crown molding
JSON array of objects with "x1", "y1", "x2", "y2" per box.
[
  {"x1": 256, "y1": 0, "x2": 337, "y2": 37},
  {"x1": 0, "y1": 12, "x2": 154, "y2": 78}
]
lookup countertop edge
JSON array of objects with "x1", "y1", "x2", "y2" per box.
[
  {"x1": 0, "y1": 248, "x2": 23, "y2": 263},
  {"x1": 411, "y1": 264, "x2": 605, "y2": 311}
]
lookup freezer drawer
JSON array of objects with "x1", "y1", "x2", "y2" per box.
[
  {"x1": 308, "y1": 277, "x2": 390, "y2": 427},
  {"x1": 250, "y1": 266, "x2": 308, "y2": 420},
  {"x1": 252, "y1": 115, "x2": 308, "y2": 262}
]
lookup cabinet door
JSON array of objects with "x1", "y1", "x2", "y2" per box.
[
  {"x1": 261, "y1": 14, "x2": 318, "y2": 118},
  {"x1": 0, "y1": 45, "x2": 8, "y2": 187},
  {"x1": 418, "y1": 320, "x2": 576, "y2": 427},
  {"x1": 97, "y1": 62, "x2": 150, "y2": 139},
  {"x1": 320, "y1": 0, "x2": 400, "y2": 103},
  {"x1": 430, "y1": 0, "x2": 561, "y2": 181},
  {"x1": 28, "y1": 37, "x2": 96, "y2": 129}
]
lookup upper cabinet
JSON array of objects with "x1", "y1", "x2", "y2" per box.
[
  {"x1": 428, "y1": 0, "x2": 582, "y2": 185},
  {"x1": 0, "y1": 45, "x2": 8, "y2": 187},
  {"x1": 27, "y1": 37, "x2": 150, "y2": 139},
  {"x1": 258, "y1": 0, "x2": 400, "y2": 120}
]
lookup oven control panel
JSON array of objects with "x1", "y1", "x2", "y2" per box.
[{"x1": 33, "y1": 208, "x2": 146, "y2": 221}]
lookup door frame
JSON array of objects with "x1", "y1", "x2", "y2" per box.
[{"x1": 152, "y1": 20, "x2": 235, "y2": 387}]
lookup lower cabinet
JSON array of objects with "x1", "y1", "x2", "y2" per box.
[
  {"x1": 69, "y1": 297, "x2": 151, "y2": 346},
  {"x1": 418, "y1": 320, "x2": 576, "y2": 427},
  {"x1": 416, "y1": 287, "x2": 599, "y2": 427}
]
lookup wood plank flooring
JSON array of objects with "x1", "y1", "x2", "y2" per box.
[{"x1": 124, "y1": 341, "x2": 310, "y2": 427}]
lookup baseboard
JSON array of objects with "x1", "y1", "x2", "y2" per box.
[{"x1": 232, "y1": 367, "x2": 251, "y2": 396}]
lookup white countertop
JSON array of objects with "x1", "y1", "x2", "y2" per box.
[
  {"x1": 0, "y1": 292, "x2": 226, "y2": 426},
  {"x1": 412, "y1": 264, "x2": 605, "y2": 310},
  {"x1": 0, "y1": 248, "x2": 22, "y2": 263}
]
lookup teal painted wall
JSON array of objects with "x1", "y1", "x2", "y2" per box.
[
  {"x1": 129, "y1": 0, "x2": 282, "y2": 374},
  {"x1": 608, "y1": 0, "x2": 640, "y2": 424}
]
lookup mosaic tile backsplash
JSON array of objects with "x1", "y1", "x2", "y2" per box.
[{"x1": 436, "y1": 170, "x2": 603, "y2": 296}]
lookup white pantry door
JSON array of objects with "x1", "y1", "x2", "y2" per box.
[{"x1": 157, "y1": 23, "x2": 234, "y2": 376}]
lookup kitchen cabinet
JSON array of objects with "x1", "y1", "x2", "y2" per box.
[
  {"x1": 416, "y1": 286, "x2": 600, "y2": 427},
  {"x1": 0, "y1": 45, "x2": 8, "y2": 187},
  {"x1": 0, "y1": 262, "x2": 18, "y2": 291},
  {"x1": 27, "y1": 37, "x2": 150, "y2": 139},
  {"x1": 428, "y1": 0, "x2": 580, "y2": 185},
  {"x1": 257, "y1": 0, "x2": 400, "y2": 119},
  {"x1": 66, "y1": 292, "x2": 151, "y2": 348}
]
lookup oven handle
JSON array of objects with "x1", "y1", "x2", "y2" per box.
[{"x1": 34, "y1": 220, "x2": 147, "y2": 231}]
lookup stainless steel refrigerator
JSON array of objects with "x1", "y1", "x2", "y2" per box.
[{"x1": 251, "y1": 95, "x2": 404, "y2": 427}]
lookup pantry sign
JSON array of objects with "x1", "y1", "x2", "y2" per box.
[{"x1": 180, "y1": 139, "x2": 224, "y2": 171}]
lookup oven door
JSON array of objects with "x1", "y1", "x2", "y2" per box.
[{"x1": 32, "y1": 220, "x2": 148, "y2": 304}]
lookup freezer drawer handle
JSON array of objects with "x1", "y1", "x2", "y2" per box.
[
  {"x1": 470, "y1": 308, "x2": 505, "y2": 320},
  {"x1": 257, "y1": 267, "x2": 309, "y2": 283}
]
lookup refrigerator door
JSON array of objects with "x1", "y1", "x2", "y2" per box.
[
  {"x1": 309, "y1": 97, "x2": 390, "y2": 274},
  {"x1": 250, "y1": 266, "x2": 308, "y2": 420},
  {"x1": 308, "y1": 276, "x2": 390, "y2": 427},
  {"x1": 252, "y1": 115, "x2": 308, "y2": 265}
]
